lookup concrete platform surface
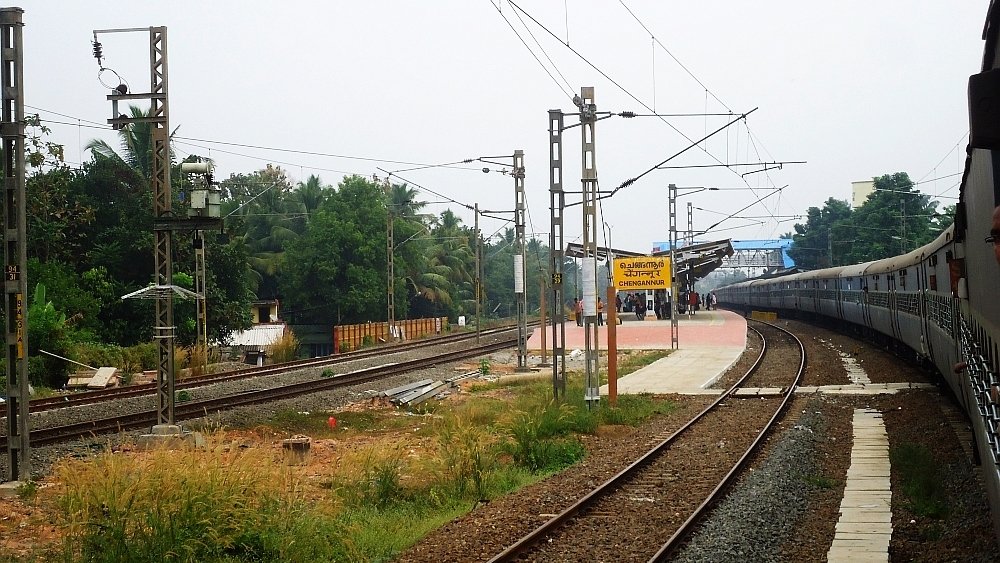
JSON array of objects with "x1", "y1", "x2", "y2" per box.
[{"x1": 528, "y1": 309, "x2": 747, "y2": 395}]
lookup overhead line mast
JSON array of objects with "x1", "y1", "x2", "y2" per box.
[{"x1": 2, "y1": 6, "x2": 29, "y2": 482}]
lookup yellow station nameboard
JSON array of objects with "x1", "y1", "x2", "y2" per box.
[{"x1": 612, "y1": 256, "x2": 671, "y2": 290}]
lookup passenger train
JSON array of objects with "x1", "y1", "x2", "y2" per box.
[{"x1": 717, "y1": 2, "x2": 1000, "y2": 539}]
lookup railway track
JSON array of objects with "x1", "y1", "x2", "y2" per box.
[
  {"x1": 1, "y1": 335, "x2": 517, "y2": 449},
  {"x1": 488, "y1": 320, "x2": 805, "y2": 562},
  {"x1": 1, "y1": 324, "x2": 523, "y2": 418}
]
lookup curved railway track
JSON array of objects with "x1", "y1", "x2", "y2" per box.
[
  {"x1": 488, "y1": 320, "x2": 805, "y2": 562},
  {"x1": 1, "y1": 324, "x2": 523, "y2": 418},
  {"x1": 0, "y1": 330, "x2": 521, "y2": 449}
]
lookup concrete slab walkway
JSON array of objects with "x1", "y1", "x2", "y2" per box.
[{"x1": 827, "y1": 408, "x2": 892, "y2": 561}]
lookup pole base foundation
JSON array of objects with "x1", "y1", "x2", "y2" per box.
[{"x1": 136, "y1": 425, "x2": 204, "y2": 450}]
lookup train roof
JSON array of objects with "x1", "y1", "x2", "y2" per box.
[
  {"x1": 839, "y1": 261, "x2": 876, "y2": 278},
  {"x1": 798, "y1": 266, "x2": 847, "y2": 281},
  {"x1": 864, "y1": 225, "x2": 954, "y2": 276}
]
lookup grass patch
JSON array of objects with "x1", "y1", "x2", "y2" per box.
[
  {"x1": 802, "y1": 473, "x2": 838, "y2": 489},
  {"x1": 616, "y1": 350, "x2": 671, "y2": 375},
  {"x1": 53, "y1": 437, "x2": 348, "y2": 562},
  {"x1": 40, "y1": 358, "x2": 681, "y2": 562},
  {"x1": 890, "y1": 442, "x2": 949, "y2": 519}
]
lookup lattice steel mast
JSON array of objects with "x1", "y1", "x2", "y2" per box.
[
  {"x1": 2, "y1": 7, "x2": 29, "y2": 481},
  {"x1": 578, "y1": 87, "x2": 600, "y2": 409},
  {"x1": 95, "y1": 26, "x2": 177, "y2": 429}
]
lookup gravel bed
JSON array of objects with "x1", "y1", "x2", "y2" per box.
[
  {"x1": 6, "y1": 320, "x2": 998, "y2": 561},
  {"x1": 674, "y1": 396, "x2": 834, "y2": 562},
  {"x1": 0, "y1": 332, "x2": 514, "y2": 482},
  {"x1": 398, "y1": 394, "x2": 719, "y2": 563},
  {"x1": 404, "y1": 319, "x2": 999, "y2": 562},
  {"x1": 675, "y1": 319, "x2": 995, "y2": 562}
]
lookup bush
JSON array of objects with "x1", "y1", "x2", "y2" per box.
[
  {"x1": 67, "y1": 341, "x2": 158, "y2": 377},
  {"x1": 339, "y1": 451, "x2": 408, "y2": 509},
  {"x1": 505, "y1": 401, "x2": 587, "y2": 472}
]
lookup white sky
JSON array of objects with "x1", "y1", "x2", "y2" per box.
[{"x1": 15, "y1": 1, "x2": 987, "y2": 253}]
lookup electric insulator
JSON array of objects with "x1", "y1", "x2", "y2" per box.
[{"x1": 92, "y1": 40, "x2": 103, "y2": 63}]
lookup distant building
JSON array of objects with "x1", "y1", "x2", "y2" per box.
[
  {"x1": 225, "y1": 299, "x2": 286, "y2": 365},
  {"x1": 251, "y1": 300, "x2": 280, "y2": 323},
  {"x1": 851, "y1": 180, "x2": 874, "y2": 209}
]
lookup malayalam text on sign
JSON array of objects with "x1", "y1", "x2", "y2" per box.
[{"x1": 612, "y1": 257, "x2": 671, "y2": 290}]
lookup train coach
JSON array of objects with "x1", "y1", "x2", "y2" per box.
[{"x1": 719, "y1": 0, "x2": 1000, "y2": 539}]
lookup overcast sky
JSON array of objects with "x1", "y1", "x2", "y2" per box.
[{"x1": 14, "y1": 1, "x2": 988, "y2": 253}]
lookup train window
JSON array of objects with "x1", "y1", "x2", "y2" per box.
[
  {"x1": 929, "y1": 274, "x2": 937, "y2": 291},
  {"x1": 929, "y1": 254, "x2": 938, "y2": 266}
]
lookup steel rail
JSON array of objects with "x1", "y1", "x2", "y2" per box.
[
  {"x1": 650, "y1": 319, "x2": 806, "y2": 561},
  {"x1": 487, "y1": 325, "x2": 772, "y2": 563},
  {"x1": 2, "y1": 338, "x2": 516, "y2": 448},
  {"x1": 1, "y1": 323, "x2": 525, "y2": 417}
]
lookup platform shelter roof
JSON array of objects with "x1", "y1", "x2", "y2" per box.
[{"x1": 566, "y1": 239, "x2": 734, "y2": 282}]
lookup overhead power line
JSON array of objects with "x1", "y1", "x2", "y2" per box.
[{"x1": 25, "y1": 104, "x2": 482, "y2": 173}]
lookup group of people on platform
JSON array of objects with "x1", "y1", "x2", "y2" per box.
[
  {"x1": 680, "y1": 291, "x2": 718, "y2": 314},
  {"x1": 572, "y1": 290, "x2": 718, "y2": 325},
  {"x1": 572, "y1": 296, "x2": 607, "y2": 326}
]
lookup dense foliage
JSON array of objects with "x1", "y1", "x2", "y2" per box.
[
  {"x1": 788, "y1": 172, "x2": 953, "y2": 269},
  {"x1": 19, "y1": 112, "x2": 551, "y2": 384}
]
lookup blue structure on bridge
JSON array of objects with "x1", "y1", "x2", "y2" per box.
[{"x1": 652, "y1": 238, "x2": 795, "y2": 276}]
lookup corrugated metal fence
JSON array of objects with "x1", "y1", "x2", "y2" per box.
[{"x1": 332, "y1": 317, "x2": 449, "y2": 353}]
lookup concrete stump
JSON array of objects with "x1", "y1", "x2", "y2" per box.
[{"x1": 282, "y1": 436, "x2": 311, "y2": 465}]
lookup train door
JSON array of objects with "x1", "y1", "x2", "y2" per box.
[
  {"x1": 918, "y1": 260, "x2": 932, "y2": 359},
  {"x1": 861, "y1": 274, "x2": 874, "y2": 329},
  {"x1": 835, "y1": 276, "x2": 845, "y2": 320},
  {"x1": 887, "y1": 272, "x2": 901, "y2": 341}
]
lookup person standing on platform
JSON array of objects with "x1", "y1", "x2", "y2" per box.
[
  {"x1": 688, "y1": 290, "x2": 697, "y2": 315},
  {"x1": 635, "y1": 297, "x2": 646, "y2": 320},
  {"x1": 575, "y1": 297, "x2": 583, "y2": 327},
  {"x1": 597, "y1": 298, "x2": 605, "y2": 326},
  {"x1": 710, "y1": 292, "x2": 718, "y2": 310},
  {"x1": 615, "y1": 294, "x2": 622, "y2": 313}
]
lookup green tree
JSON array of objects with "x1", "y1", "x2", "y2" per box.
[
  {"x1": 85, "y1": 105, "x2": 159, "y2": 183},
  {"x1": 280, "y1": 175, "x2": 387, "y2": 324},
  {"x1": 220, "y1": 166, "x2": 298, "y2": 299},
  {"x1": 26, "y1": 283, "x2": 75, "y2": 387},
  {"x1": 788, "y1": 198, "x2": 853, "y2": 269},
  {"x1": 842, "y1": 172, "x2": 938, "y2": 263}
]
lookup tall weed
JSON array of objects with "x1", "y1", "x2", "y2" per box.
[
  {"x1": 435, "y1": 413, "x2": 499, "y2": 500},
  {"x1": 269, "y1": 330, "x2": 300, "y2": 363},
  {"x1": 54, "y1": 436, "x2": 344, "y2": 562}
]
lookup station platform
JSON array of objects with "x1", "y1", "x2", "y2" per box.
[{"x1": 526, "y1": 309, "x2": 748, "y2": 395}]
